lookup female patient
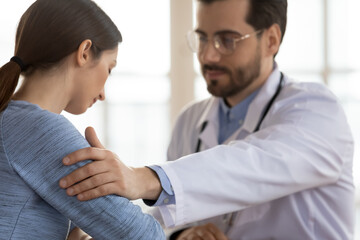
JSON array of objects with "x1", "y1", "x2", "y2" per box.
[{"x1": 0, "y1": 0, "x2": 164, "y2": 239}]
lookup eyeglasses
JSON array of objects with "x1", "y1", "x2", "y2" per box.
[{"x1": 186, "y1": 29, "x2": 263, "y2": 55}]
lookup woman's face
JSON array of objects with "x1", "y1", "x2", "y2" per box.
[{"x1": 66, "y1": 47, "x2": 118, "y2": 114}]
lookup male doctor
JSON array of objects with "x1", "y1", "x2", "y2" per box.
[{"x1": 60, "y1": 0, "x2": 355, "y2": 239}]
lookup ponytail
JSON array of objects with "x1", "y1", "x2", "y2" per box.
[{"x1": 0, "y1": 61, "x2": 22, "y2": 112}]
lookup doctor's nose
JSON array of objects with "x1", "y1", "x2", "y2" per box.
[{"x1": 199, "y1": 41, "x2": 222, "y2": 64}]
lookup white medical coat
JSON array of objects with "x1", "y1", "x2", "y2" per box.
[{"x1": 157, "y1": 68, "x2": 354, "y2": 239}]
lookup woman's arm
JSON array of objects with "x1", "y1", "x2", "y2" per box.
[{"x1": 4, "y1": 110, "x2": 165, "y2": 239}]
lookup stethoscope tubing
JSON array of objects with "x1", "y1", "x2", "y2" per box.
[{"x1": 195, "y1": 72, "x2": 285, "y2": 153}]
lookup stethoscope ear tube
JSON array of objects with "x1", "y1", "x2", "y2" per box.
[
  {"x1": 195, "y1": 121, "x2": 208, "y2": 153},
  {"x1": 253, "y1": 72, "x2": 284, "y2": 132}
]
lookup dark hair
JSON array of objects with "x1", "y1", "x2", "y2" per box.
[
  {"x1": 197, "y1": 0, "x2": 287, "y2": 42},
  {"x1": 247, "y1": 0, "x2": 287, "y2": 43},
  {"x1": 0, "y1": 0, "x2": 122, "y2": 112}
]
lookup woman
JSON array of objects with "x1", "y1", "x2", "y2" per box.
[{"x1": 0, "y1": 0, "x2": 164, "y2": 239}]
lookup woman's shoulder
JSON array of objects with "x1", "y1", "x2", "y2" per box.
[
  {"x1": 1, "y1": 100, "x2": 69, "y2": 132},
  {"x1": 1, "y1": 100, "x2": 88, "y2": 162},
  {"x1": 2, "y1": 100, "x2": 79, "y2": 137},
  {"x1": 2, "y1": 100, "x2": 69, "y2": 128}
]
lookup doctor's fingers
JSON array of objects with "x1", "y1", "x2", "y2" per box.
[
  {"x1": 181, "y1": 235, "x2": 204, "y2": 240},
  {"x1": 64, "y1": 171, "x2": 120, "y2": 199},
  {"x1": 182, "y1": 224, "x2": 228, "y2": 240},
  {"x1": 85, "y1": 126, "x2": 105, "y2": 149},
  {"x1": 60, "y1": 159, "x2": 117, "y2": 189},
  {"x1": 63, "y1": 146, "x2": 117, "y2": 166},
  {"x1": 179, "y1": 227, "x2": 217, "y2": 240},
  {"x1": 76, "y1": 182, "x2": 121, "y2": 201},
  {"x1": 204, "y1": 223, "x2": 228, "y2": 240},
  {"x1": 179, "y1": 231, "x2": 216, "y2": 240}
]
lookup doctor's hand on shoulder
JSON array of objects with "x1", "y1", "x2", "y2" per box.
[{"x1": 59, "y1": 127, "x2": 162, "y2": 201}]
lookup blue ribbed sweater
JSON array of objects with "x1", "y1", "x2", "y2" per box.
[{"x1": 0, "y1": 100, "x2": 165, "y2": 239}]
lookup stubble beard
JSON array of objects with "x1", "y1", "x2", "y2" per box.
[{"x1": 203, "y1": 44, "x2": 262, "y2": 99}]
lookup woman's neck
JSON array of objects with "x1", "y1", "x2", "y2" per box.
[{"x1": 12, "y1": 69, "x2": 71, "y2": 114}]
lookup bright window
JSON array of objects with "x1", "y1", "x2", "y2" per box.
[{"x1": 83, "y1": 0, "x2": 171, "y2": 166}]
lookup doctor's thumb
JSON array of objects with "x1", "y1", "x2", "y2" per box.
[{"x1": 85, "y1": 126, "x2": 105, "y2": 149}]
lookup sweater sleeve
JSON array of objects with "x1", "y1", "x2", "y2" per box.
[{"x1": 2, "y1": 106, "x2": 164, "y2": 240}]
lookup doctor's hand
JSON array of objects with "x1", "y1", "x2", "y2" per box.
[
  {"x1": 176, "y1": 223, "x2": 228, "y2": 240},
  {"x1": 59, "y1": 127, "x2": 162, "y2": 201}
]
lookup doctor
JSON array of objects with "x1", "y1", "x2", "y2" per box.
[{"x1": 60, "y1": 0, "x2": 355, "y2": 239}]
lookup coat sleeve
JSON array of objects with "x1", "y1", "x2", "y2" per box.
[
  {"x1": 159, "y1": 82, "x2": 354, "y2": 227},
  {"x1": 4, "y1": 112, "x2": 165, "y2": 240}
]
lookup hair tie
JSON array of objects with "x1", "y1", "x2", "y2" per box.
[{"x1": 10, "y1": 56, "x2": 27, "y2": 72}]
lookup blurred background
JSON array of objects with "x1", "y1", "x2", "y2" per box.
[{"x1": 1, "y1": 0, "x2": 360, "y2": 237}]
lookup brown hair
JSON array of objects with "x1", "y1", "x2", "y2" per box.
[
  {"x1": 197, "y1": 0, "x2": 287, "y2": 42},
  {"x1": 0, "y1": 0, "x2": 122, "y2": 112}
]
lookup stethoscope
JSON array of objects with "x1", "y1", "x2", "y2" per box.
[
  {"x1": 194, "y1": 73, "x2": 284, "y2": 229},
  {"x1": 195, "y1": 72, "x2": 285, "y2": 153}
]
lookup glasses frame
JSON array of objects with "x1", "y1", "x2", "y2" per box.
[{"x1": 187, "y1": 29, "x2": 264, "y2": 55}]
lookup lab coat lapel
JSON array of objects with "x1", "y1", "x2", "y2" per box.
[
  {"x1": 223, "y1": 67, "x2": 283, "y2": 143},
  {"x1": 196, "y1": 98, "x2": 220, "y2": 151},
  {"x1": 242, "y1": 68, "x2": 282, "y2": 133},
  {"x1": 196, "y1": 66, "x2": 283, "y2": 148}
]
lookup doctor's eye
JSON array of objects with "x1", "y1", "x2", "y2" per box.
[{"x1": 198, "y1": 34, "x2": 207, "y2": 43}]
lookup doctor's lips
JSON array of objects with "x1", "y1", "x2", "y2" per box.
[{"x1": 203, "y1": 65, "x2": 230, "y2": 79}]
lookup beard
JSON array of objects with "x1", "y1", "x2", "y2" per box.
[{"x1": 202, "y1": 44, "x2": 262, "y2": 98}]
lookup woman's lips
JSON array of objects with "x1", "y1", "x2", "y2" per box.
[{"x1": 90, "y1": 99, "x2": 97, "y2": 107}]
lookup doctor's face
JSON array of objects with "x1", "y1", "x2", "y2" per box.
[{"x1": 196, "y1": 0, "x2": 264, "y2": 104}]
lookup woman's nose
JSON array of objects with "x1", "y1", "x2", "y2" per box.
[{"x1": 99, "y1": 89, "x2": 105, "y2": 101}]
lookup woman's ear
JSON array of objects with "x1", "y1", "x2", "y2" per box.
[
  {"x1": 76, "y1": 39, "x2": 93, "y2": 67},
  {"x1": 263, "y1": 24, "x2": 281, "y2": 57}
]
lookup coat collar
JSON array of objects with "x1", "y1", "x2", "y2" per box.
[
  {"x1": 195, "y1": 64, "x2": 284, "y2": 149},
  {"x1": 242, "y1": 66, "x2": 282, "y2": 133},
  {"x1": 196, "y1": 97, "x2": 220, "y2": 149}
]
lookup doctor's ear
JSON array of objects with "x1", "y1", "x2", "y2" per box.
[
  {"x1": 263, "y1": 24, "x2": 281, "y2": 57},
  {"x1": 76, "y1": 39, "x2": 93, "y2": 67}
]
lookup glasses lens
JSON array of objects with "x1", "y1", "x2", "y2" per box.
[
  {"x1": 215, "y1": 33, "x2": 237, "y2": 55},
  {"x1": 187, "y1": 31, "x2": 200, "y2": 53},
  {"x1": 187, "y1": 31, "x2": 248, "y2": 55}
]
